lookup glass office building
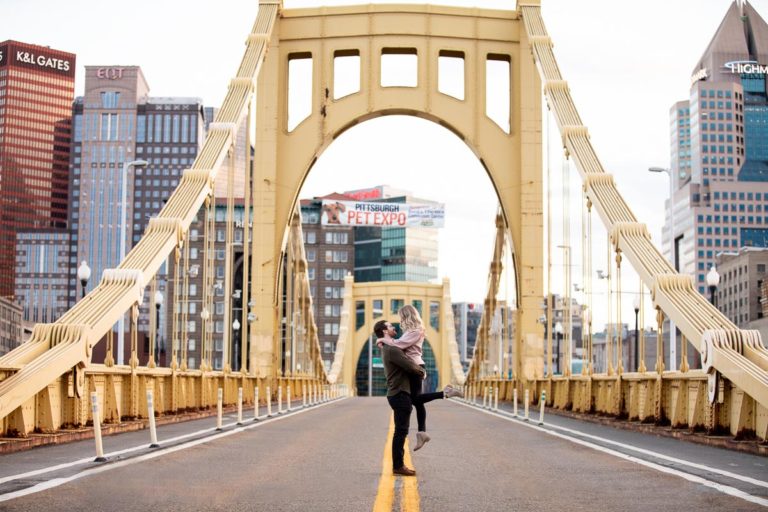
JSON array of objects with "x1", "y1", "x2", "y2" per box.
[
  {"x1": 0, "y1": 41, "x2": 75, "y2": 299},
  {"x1": 666, "y1": 1, "x2": 768, "y2": 294},
  {"x1": 68, "y1": 67, "x2": 206, "y2": 306}
]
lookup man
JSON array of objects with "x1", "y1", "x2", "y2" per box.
[{"x1": 374, "y1": 319, "x2": 425, "y2": 477}]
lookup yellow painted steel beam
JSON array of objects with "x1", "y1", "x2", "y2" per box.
[
  {"x1": 519, "y1": 3, "x2": 768, "y2": 408},
  {"x1": 0, "y1": 0, "x2": 281, "y2": 422}
]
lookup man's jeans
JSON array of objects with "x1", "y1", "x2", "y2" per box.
[{"x1": 387, "y1": 391, "x2": 412, "y2": 469}]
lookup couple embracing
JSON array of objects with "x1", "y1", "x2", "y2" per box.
[{"x1": 374, "y1": 305, "x2": 463, "y2": 477}]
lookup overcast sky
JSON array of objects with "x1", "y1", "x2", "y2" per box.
[{"x1": 5, "y1": 0, "x2": 766, "y2": 324}]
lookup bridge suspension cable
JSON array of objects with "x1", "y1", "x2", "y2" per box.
[{"x1": 528, "y1": 2, "x2": 765, "y2": 419}]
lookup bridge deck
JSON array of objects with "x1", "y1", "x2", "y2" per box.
[{"x1": 0, "y1": 398, "x2": 766, "y2": 511}]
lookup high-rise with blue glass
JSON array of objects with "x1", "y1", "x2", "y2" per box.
[
  {"x1": 345, "y1": 185, "x2": 439, "y2": 284},
  {"x1": 67, "y1": 66, "x2": 208, "y2": 362},
  {"x1": 667, "y1": 0, "x2": 768, "y2": 295}
]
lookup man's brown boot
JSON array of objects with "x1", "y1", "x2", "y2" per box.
[{"x1": 393, "y1": 466, "x2": 416, "y2": 476}]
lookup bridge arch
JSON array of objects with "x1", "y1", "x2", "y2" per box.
[
  {"x1": 251, "y1": 4, "x2": 544, "y2": 380},
  {"x1": 332, "y1": 279, "x2": 454, "y2": 392}
]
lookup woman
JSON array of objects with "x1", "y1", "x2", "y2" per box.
[{"x1": 378, "y1": 304, "x2": 463, "y2": 451}]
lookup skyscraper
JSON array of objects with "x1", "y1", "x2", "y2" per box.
[
  {"x1": 667, "y1": 1, "x2": 768, "y2": 295},
  {"x1": 68, "y1": 66, "x2": 206, "y2": 363},
  {"x1": 0, "y1": 41, "x2": 75, "y2": 299}
]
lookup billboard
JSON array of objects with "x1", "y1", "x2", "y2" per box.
[{"x1": 321, "y1": 200, "x2": 444, "y2": 228}]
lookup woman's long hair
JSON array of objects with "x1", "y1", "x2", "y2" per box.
[{"x1": 398, "y1": 304, "x2": 423, "y2": 332}]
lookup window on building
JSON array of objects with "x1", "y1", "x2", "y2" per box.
[
  {"x1": 429, "y1": 301, "x2": 440, "y2": 331},
  {"x1": 356, "y1": 301, "x2": 365, "y2": 330}
]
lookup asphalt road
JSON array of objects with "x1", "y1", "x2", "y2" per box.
[{"x1": 0, "y1": 397, "x2": 766, "y2": 511}]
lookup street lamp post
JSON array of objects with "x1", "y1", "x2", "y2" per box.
[
  {"x1": 117, "y1": 159, "x2": 149, "y2": 365},
  {"x1": 155, "y1": 290, "x2": 164, "y2": 363},
  {"x1": 649, "y1": 166, "x2": 685, "y2": 372},
  {"x1": 554, "y1": 321, "x2": 564, "y2": 375},
  {"x1": 232, "y1": 318, "x2": 241, "y2": 372},
  {"x1": 583, "y1": 308, "x2": 592, "y2": 374},
  {"x1": 707, "y1": 265, "x2": 721, "y2": 308},
  {"x1": 77, "y1": 261, "x2": 91, "y2": 299},
  {"x1": 633, "y1": 295, "x2": 640, "y2": 372},
  {"x1": 200, "y1": 307, "x2": 210, "y2": 370},
  {"x1": 557, "y1": 245, "x2": 572, "y2": 376}
]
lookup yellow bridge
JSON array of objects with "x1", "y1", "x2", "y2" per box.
[{"x1": 1, "y1": 0, "x2": 767, "y2": 448}]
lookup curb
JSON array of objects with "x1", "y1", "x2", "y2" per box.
[
  {"x1": 0, "y1": 405, "x2": 241, "y2": 455},
  {"x1": 542, "y1": 407, "x2": 768, "y2": 457}
]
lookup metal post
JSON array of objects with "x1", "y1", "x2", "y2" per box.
[
  {"x1": 117, "y1": 160, "x2": 147, "y2": 365},
  {"x1": 117, "y1": 162, "x2": 129, "y2": 365},
  {"x1": 155, "y1": 303, "x2": 161, "y2": 367},
  {"x1": 302, "y1": 383, "x2": 307, "y2": 407},
  {"x1": 267, "y1": 386, "x2": 273, "y2": 417},
  {"x1": 216, "y1": 388, "x2": 223, "y2": 430},
  {"x1": 287, "y1": 386, "x2": 292, "y2": 412},
  {"x1": 524, "y1": 389, "x2": 530, "y2": 421},
  {"x1": 538, "y1": 390, "x2": 546, "y2": 425},
  {"x1": 493, "y1": 385, "x2": 499, "y2": 411},
  {"x1": 669, "y1": 174, "x2": 677, "y2": 372},
  {"x1": 91, "y1": 392, "x2": 106, "y2": 462},
  {"x1": 634, "y1": 308, "x2": 639, "y2": 373},
  {"x1": 513, "y1": 388, "x2": 518, "y2": 417},
  {"x1": 237, "y1": 387, "x2": 243, "y2": 425},
  {"x1": 254, "y1": 386, "x2": 260, "y2": 420},
  {"x1": 147, "y1": 390, "x2": 159, "y2": 448},
  {"x1": 278, "y1": 385, "x2": 283, "y2": 414}
]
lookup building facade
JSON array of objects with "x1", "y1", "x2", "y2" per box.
[
  {"x1": 666, "y1": 2, "x2": 768, "y2": 294},
  {"x1": 345, "y1": 186, "x2": 439, "y2": 284},
  {"x1": 0, "y1": 296, "x2": 22, "y2": 355},
  {"x1": 452, "y1": 302, "x2": 483, "y2": 369},
  {"x1": 301, "y1": 194, "x2": 356, "y2": 371},
  {"x1": 68, "y1": 66, "x2": 150, "y2": 303},
  {"x1": 14, "y1": 230, "x2": 70, "y2": 323},
  {"x1": 715, "y1": 247, "x2": 768, "y2": 327},
  {"x1": 0, "y1": 41, "x2": 75, "y2": 300},
  {"x1": 67, "y1": 67, "x2": 208, "y2": 362},
  {"x1": 167, "y1": 201, "x2": 248, "y2": 371}
]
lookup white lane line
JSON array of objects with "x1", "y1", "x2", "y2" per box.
[
  {"x1": 482, "y1": 403, "x2": 768, "y2": 490},
  {"x1": 453, "y1": 400, "x2": 768, "y2": 508},
  {"x1": 0, "y1": 399, "x2": 345, "y2": 495},
  {"x1": 0, "y1": 411, "x2": 261, "y2": 486}
]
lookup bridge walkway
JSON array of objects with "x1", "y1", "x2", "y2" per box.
[{"x1": 0, "y1": 398, "x2": 765, "y2": 511}]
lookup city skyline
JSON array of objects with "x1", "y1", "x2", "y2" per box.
[{"x1": 3, "y1": 0, "x2": 765, "y2": 310}]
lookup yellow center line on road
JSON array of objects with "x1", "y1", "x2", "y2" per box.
[
  {"x1": 401, "y1": 436, "x2": 420, "y2": 511},
  {"x1": 372, "y1": 414, "x2": 419, "y2": 512},
  {"x1": 373, "y1": 418, "x2": 395, "y2": 512}
]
